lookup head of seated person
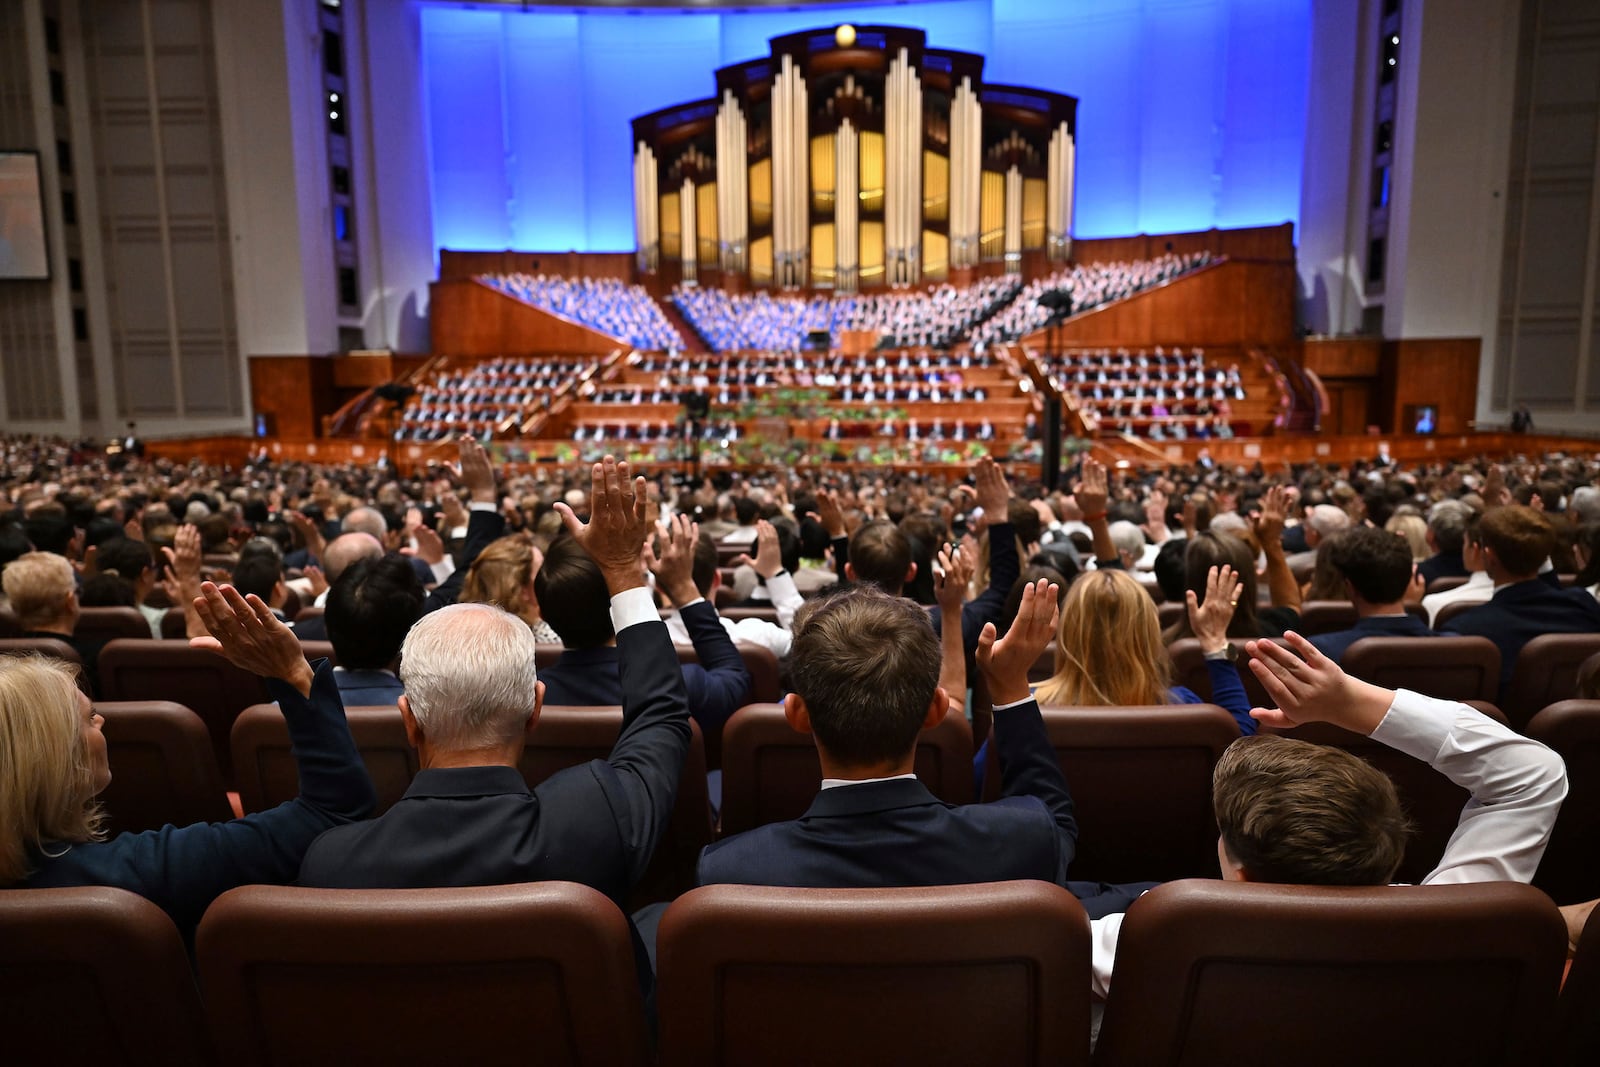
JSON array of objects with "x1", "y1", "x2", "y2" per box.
[
  {"x1": 21, "y1": 514, "x2": 77, "y2": 559},
  {"x1": 1213, "y1": 734, "x2": 1411, "y2": 884},
  {"x1": 785, "y1": 585, "x2": 944, "y2": 780},
  {"x1": 325, "y1": 557, "x2": 425, "y2": 672},
  {"x1": 846, "y1": 520, "x2": 914, "y2": 596},
  {"x1": 93, "y1": 537, "x2": 155, "y2": 603},
  {"x1": 534, "y1": 535, "x2": 616, "y2": 649},
  {"x1": 341, "y1": 506, "x2": 390, "y2": 544},
  {"x1": 322, "y1": 532, "x2": 384, "y2": 584},
  {"x1": 396, "y1": 603, "x2": 543, "y2": 768},
  {"x1": 78, "y1": 573, "x2": 137, "y2": 609},
  {"x1": 1037, "y1": 568, "x2": 1168, "y2": 707},
  {"x1": 231, "y1": 554, "x2": 287, "y2": 614},
  {"x1": 1475, "y1": 505, "x2": 1555, "y2": 585},
  {"x1": 2, "y1": 552, "x2": 78, "y2": 636},
  {"x1": 1327, "y1": 526, "x2": 1414, "y2": 614},
  {"x1": 1174, "y1": 532, "x2": 1259, "y2": 640}
]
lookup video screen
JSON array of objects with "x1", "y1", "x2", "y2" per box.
[
  {"x1": 0, "y1": 152, "x2": 48, "y2": 280},
  {"x1": 1410, "y1": 404, "x2": 1438, "y2": 435}
]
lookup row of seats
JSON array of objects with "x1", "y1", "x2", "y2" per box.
[{"x1": 5, "y1": 875, "x2": 1591, "y2": 1065}]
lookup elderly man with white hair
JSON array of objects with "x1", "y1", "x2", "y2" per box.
[
  {"x1": 1284, "y1": 502, "x2": 1352, "y2": 574},
  {"x1": 296, "y1": 458, "x2": 692, "y2": 963}
]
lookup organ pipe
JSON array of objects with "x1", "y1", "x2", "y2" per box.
[
  {"x1": 1047, "y1": 121, "x2": 1075, "y2": 263},
  {"x1": 633, "y1": 142, "x2": 659, "y2": 273},
  {"x1": 885, "y1": 48, "x2": 923, "y2": 287},
  {"x1": 680, "y1": 176, "x2": 697, "y2": 283},
  {"x1": 836, "y1": 118, "x2": 859, "y2": 292},
  {"x1": 715, "y1": 92, "x2": 750, "y2": 274},
  {"x1": 1004, "y1": 164, "x2": 1022, "y2": 275},
  {"x1": 771, "y1": 55, "x2": 810, "y2": 289},
  {"x1": 948, "y1": 76, "x2": 981, "y2": 270}
]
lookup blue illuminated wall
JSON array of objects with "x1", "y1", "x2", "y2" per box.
[{"x1": 420, "y1": 0, "x2": 1310, "y2": 253}]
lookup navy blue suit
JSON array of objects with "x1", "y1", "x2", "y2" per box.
[
  {"x1": 1442, "y1": 579, "x2": 1600, "y2": 691},
  {"x1": 333, "y1": 667, "x2": 405, "y2": 706},
  {"x1": 697, "y1": 695, "x2": 1078, "y2": 891},
  {"x1": 540, "y1": 600, "x2": 751, "y2": 739},
  {"x1": 1418, "y1": 551, "x2": 1469, "y2": 588},
  {"x1": 1309, "y1": 613, "x2": 1437, "y2": 664}
]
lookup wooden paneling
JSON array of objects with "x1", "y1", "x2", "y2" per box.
[
  {"x1": 1025, "y1": 259, "x2": 1296, "y2": 348},
  {"x1": 1303, "y1": 337, "x2": 1381, "y2": 378},
  {"x1": 438, "y1": 250, "x2": 637, "y2": 283},
  {"x1": 247, "y1": 356, "x2": 335, "y2": 440},
  {"x1": 1381, "y1": 338, "x2": 1481, "y2": 436},
  {"x1": 1071, "y1": 223, "x2": 1294, "y2": 266},
  {"x1": 430, "y1": 280, "x2": 622, "y2": 358},
  {"x1": 331, "y1": 353, "x2": 399, "y2": 389},
  {"x1": 1324, "y1": 381, "x2": 1376, "y2": 435}
]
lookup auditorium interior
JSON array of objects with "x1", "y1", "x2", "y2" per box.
[{"x1": 3, "y1": 0, "x2": 1600, "y2": 1063}]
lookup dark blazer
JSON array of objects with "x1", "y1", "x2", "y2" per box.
[
  {"x1": 697, "y1": 695, "x2": 1077, "y2": 890},
  {"x1": 297, "y1": 616, "x2": 692, "y2": 907},
  {"x1": 1309, "y1": 613, "x2": 1436, "y2": 664},
  {"x1": 24, "y1": 663, "x2": 375, "y2": 936},
  {"x1": 540, "y1": 600, "x2": 751, "y2": 737},
  {"x1": 1418, "y1": 550, "x2": 1469, "y2": 588},
  {"x1": 1442, "y1": 579, "x2": 1600, "y2": 691},
  {"x1": 333, "y1": 667, "x2": 405, "y2": 706}
]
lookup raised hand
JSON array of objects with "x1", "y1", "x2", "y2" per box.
[
  {"x1": 284, "y1": 510, "x2": 325, "y2": 564},
  {"x1": 1143, "y1": 488, "x2": 1170, "y2": 541},
  {"x1": 1075, "y1": 458, "x2": 1109, "y2": 519},
  {"x1": 809, "y1": 488, "x2": 847, "y2": 539},
  {"x1": 457, "y1": 437, "x2": 497, "y2": 504},
  {"x1": 1245, "y1": 631, "x2": 1393, "y2": 734},
  {"x1": 189, "y1": 582, "x2": 314, "y2": 696},
  {"x1": 649, "y1": 513, "x2": 702, "y2": 607},
  {"x1": 407, "y1": 522, "x2": 446, "y2": 567},
  {"x1": 934, "y1": 539, "x2": 977, "y2": 614},
  {"x1": 553, "y1": 456, "x2": 650, "y2": 594},
  {"x1": 1186, "y1": 564, "x2": 1241, "y2": 650},
  {"x1": 735, "y1": 519, "x2": 783, "y2": 579},
  {"x1": 162, "y1": 524, "x2": 203, "y2": 587},
  {"x1": 972, "y1": 454, "x2": 1011, "y2": 517},
  {"x1": 976, "y1": 577, "x2": 1060, "y2": 705},
  {"x1": 303, "y1": 564, "x2": 329, "y2": 599},
  {"x1": 1252, "y1": 484, "x2": 1290, "y2": 547}
]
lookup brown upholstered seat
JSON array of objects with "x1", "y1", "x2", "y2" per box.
[
  {"x1": 0, "y1": 887, "x2": 212, "y2": 1067},
  {"x1": 232, "y1": 703, "x2": 419, "y2": 817},
  {"x1": 297, "y1": 639, "x2": 338, "y2": 666},
  {"x1": 1269, "y1": 702, "x2": 1512, "y2": 885},
  {"x1": 97, "y1": 640, "x2": 269, "y2": 784},
  {"x1": 293, "y1": 604, "x2": 324, "y2": 625},
  {"x1": 1526, "y1": 700, "x2": 1600, "y2": 905},
  {"x1": 982, "y1": 703, "x2": 1240, "y2": 882},
  {"x1": 1094, "y1": 879, "x2": 1567, "y2": 1066},
  {"x1": 1157, "y1": 601, "x2": 1185, "y2": 630},
  {"x1": 1503, "y1": 633, "x2": 1600, "y2": 730},
  {"x1": 0, "y1": 635, "x2": 83, "y2": 666},
  {"x1": 159, "y1": 607, "x2": 187, "y2": 639},
  {"x1": 96, "y1": 700, "x2": 232, "y2": 834},
  {"x1": 197, "y1": 882, "x2": 649, "y2": 1067},
  {"x1": 719, "y1": 701, "x2": 973, "y2": 836},
  {"x1": 656, "y1": 880, "x2": 1091, "y2": 1067},
  {"x1": 1431, "y1": 597, "x2": 1482, "y2": 631},
  {"x1": 75, "y1": 605, "x2": 154, "y2": 644},
  {"x1": 1169, "y1": 636, "x2": 1284, "y2": 709},
  {"x1": 1340, "y1": 634, "x2": 1501, "y2": 703},
  {"x1": 1296, "y1": 599, "x2": 1358, "y2": 634},
  {"x1": 1555, "y1": 894, "x2": 1600, "y2": 1067},
  {"x1": 1426, "y1": 574, "x2": 1470, "y2": 595}
]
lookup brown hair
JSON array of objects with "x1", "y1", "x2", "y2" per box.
[
  {"x1": 1477, "y1": 505, "x2": 1555, "y2": 579},
  {"x1": 1164, "y1": 533, "x2": 1259, "y2": 642},
  {"x1": 463, "y1": 534, "x2": 543, "y2": 628},
  {"x1": 788, "y1": 585, "x2": 941, "y2": 767},
  {"x1": 847, "y1": 520, "x2": 912, "y2": 595},
  {"x1": 1213, "y1": 735, "x2": 1412, "y2": 886},
  {"x1": 1035, "y1": 569, "x2": 1170, "y2": 707}
]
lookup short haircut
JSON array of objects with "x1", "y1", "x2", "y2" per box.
[
  {"x1": 1152, "y1": 537, "x2": 1189, "y2": 602},
  {"x1": 93, "y1": 538, "x2": 153, "y2": 583},
  {"x1": 399, "y1": 604, "x2": 539, "y2": 750},
  {"x1": 690, "y1": 531, "x2": 718, "y2": 597},
  {"x1": 1477, "y1": 505, "x2": 1555, "y2": 578},
  {"x1": 324, "y1": 557, "x2": 425, "y2": 670},
  {"x1": 534, "y1": 535, "x2": 614, "y2": 648},
  {"x1": 1006, "y1": 500, "x2": 1042, "y2": 548},
  {"x1": 230, "y1": 554, "x2": 283, "y2": 604},
  {"x1": 2, "y1": 552, "x2": 76, "y2": 629},
  {"x1": 733, "y1": 496, "x2": 759, "y2": 526},
  {"x1": 847, "y1": 520, "x2": 912, "y2": 594},
  {"x1": 322, "y1": 532, "x2": 384, "y2": 582},
  {"x1": 0, "y1": 655, "x2": 105, "y2": 883},
  {"x1": 788, "y1": 586, "x2": 941, "y2": 767},
  {"x1": 1572, "y1": 485, "x2": 1600, "y2": 524},
  {"x1": 341, "y1": 506, "x2": 389, "y2": 540},
  {"x1": 1213, "y1": 734, "x2": 1411, "y2": 886},
  {"x1": 21, "y1": 515, "x2": 75, "y2": 557},
  {"x1": 0, "y1": 525, "x2": 31, "y2": 569},
  {"x1": 78, "y1": 573, "x2": 136, "y2": 608},
  {"x1": 1305, "y1": 504, "x2": 1351, "y2": 539},
  {"x1": 1107, "y1": 520, "x2": 1146, "y2": 561},
  {"x1": 1327, "y1": 526, "x2": 1415, "y2": 604},
  {"x1": 1426, "y1": 499, "x2": 1473, "y2": 555}
]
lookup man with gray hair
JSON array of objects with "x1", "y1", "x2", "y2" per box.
[
  {"x1": 1570, "y1": 485, "x2": 1600, "y2": 526},
  {"x1": 296, "y1": 458, "x2": 692, "y2": 945},
  {"x1": 1418, "y1": 498, "x2": 1475, "y2": 588},
  {"x1": 1284, "y1": 503, "x2": 1351, "y2": 574}
]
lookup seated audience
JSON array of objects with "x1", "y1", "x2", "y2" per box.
[
  {"x1": 461, "y1": 533, "x2": 561, "y2": 644},
  {"x1": 2, "y1": 551, "x2": 106, "y2": 695},
  {"x1": 1, "y1": 583, "x2": 375, "y2": 935},
  {"x1": 1573, "y1": 521, "x2": 1600, "y2": 601},
  {"x1": 1285, "y1": 503, "x2": 1351, "y2": 575},
  {"x1": 1164, "y1": 487, "x2": 1301, "y2": 643},
  {"x1": 1308, "y1": 526, "x2": 1434, "y2": 662},
  {"x1": 323, "y1": 556, "x2": 425, "y2": 706},
  {"x1": 91, "y1": 536, "x2": 164, "y2": 637},
  {"x1": 664, "y1": 521, "x2": 798, "y2": 657}
]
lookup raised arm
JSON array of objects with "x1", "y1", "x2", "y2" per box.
[
  {"x1": 1247, "y1": 631, "x2": 1566, "y2": 884},
  {"x1": 737, "y1": 519, "x2": 803, "y2": 629},
  {"x1": 1252, "y1": 485, "x2": 1302, "y2": 612},
  {"x1": 423, "y1": 439, "x2": 504, "y2": 613},
  {"x1": 1187, "y1": 564, "x2": 1255, "y2": 734},
  {"x1": 935, "y1": 539, "x2": 977, "y2": 714},
  {"x1": 963, "y1": 456, "x2": 1019, "y2": 631},
  {"x1": 1076, "y1": 458, "x2": 1118, "y2": 568},
  {"x1": 159, "y1": 524, "x2": 208, "y2": 640},
  {"x1": 654, "y1": 514, "x2": 751, "y2": 736}
]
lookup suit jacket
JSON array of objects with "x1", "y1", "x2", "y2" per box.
[
  {"x1": 1442, "y1": 579, "x2": 1600, "y2": 691},
  {"x1": 697, "y1": 695, "x2": 1077, "y2": 890},
  {"x1": 539, "y1": 600, "x2": 751, "y2": 738},
  {"x1": 1309, "y1": 613, "x2": 1436, "y2": 664},
  {"x1": 297, "y1": 614, "x2": 691, "y2": 907},
  {"x1": 1418, "y1": 550, "x2": 1469, "y2": 588},
  {"x1": 333, "y1": 667, "x2": 405, "y2": 706}
]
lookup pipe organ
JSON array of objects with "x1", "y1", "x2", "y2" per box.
[{"x1": 631, "y1": 25, "x2": 1076, "y2": 290}]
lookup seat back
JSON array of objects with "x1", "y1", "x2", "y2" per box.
[
  {"x1": 984, "y1": 704, "x2": 1239, "y2": 882},
  {"x1": 1169, "y1": 636, "x2": 1282, "y2": 709},
  {"x1": 1296, "y1": 599, "x2": 1358, "y2": 634},
  {"x1": 1426, "y1": 574, "x2": 1470, "y2": 595},
  {"x1": 294, "y1": 605, "x2": 324, "y2": 625},
  {"x1": 1556, "y1": 897, "x2": 1600, "y2": 1067},
  {"x1": 1432, "y1": 597, "x2": 1482, "y2": 630},
  {"x1": 97, "y1": 640, "x2": 269, "y2": 783},
  {"x1": 159, "y1": 607, "x2": 187, "y2": 639},
  {"x1": 719, "y1": 702, "x2": 973, "y2": 836},
  {"x1": 0, "y1": 636, "x2": 83, "y2": 666},
  {"x1": 197, "y1": 882, "x2": 649, "y2": 1067},
  {"x1": 1271, "y1": 704, "x2": 1511, "y2": 885},
  {"x1": 1504, "y1": 633, "x2": 1600, "y2": 729},
  {"x1": 1526, "y1": 700, "x2": 1600, "y2": 905},
  {"x1": 0, "y1": 887, "x2": 212, "y2": 1067},
  {"x1": 96, "y1": 700, "x2": 232, "y2": 833},
  {"x1": 1341, "y1": 635, "x2": 1501, "y2": 703},
  {"x1": 719, "y1": 605, "x2": 778, "y2": 623},
  {"x1": 519, "y1": 706, "x2": 712, "y2": 906},
  {"x1": 657, "y1": 881, "x2": 1090, "y2": 1067},
  {"x1": 675, "y1": 640, "x2": 782, "y2": 701},
  {"x1": 75, "y1": 605, "x2": 152, "y2": 644},
  {"x1": 232, "y1": 703, "x2": 419, "y2": 816},
  {"x1": 1094, "y1": 879, "x2": 1566, "y2": 1067},
  {"x1": 297, "y1": 639, "x2": 338, "y2": 666}
]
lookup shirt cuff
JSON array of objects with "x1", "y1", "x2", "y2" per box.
[
  {"x1": 468, "y1": 501, "x2": 497, "y2": 512},
  {"x1": 993, "y1": 695, "x2": 1035, "y2": 711},
  {"x1": 427, "y1": 555, "x2": 456, "y2": 585},
  {"x1": 610, "y1": 586, "x2": 661, "y2": 633},
  {"x1": 677, "y1": 597, "x2": 707, "y2": 610}
]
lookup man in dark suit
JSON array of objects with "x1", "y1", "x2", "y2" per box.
[
  {"x1": 1443, "y1": 505, "x2": 1600, "y2": 693},
  {"x1": 297, "y1": 460, "x2": 692, "y2": 972},
  {"x1": 1307, "y1": 526, "x2": 1434, "y2": 663},
  {"x1": 1417, "y1": 499, "x2": 1473, "y2": 589},
  {"x1": 323, "y1": 556, "x2": 423, "y2": 706},
  {"x1": 698, "y1": 579, "x2": 1111, "y2": 906},
  {"x1": 537, "y1": 524, "x2": 751, "y2": 742}
]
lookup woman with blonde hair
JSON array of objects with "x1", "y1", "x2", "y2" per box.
[
  {"x1": 1035, "y1": 565, "x2": 1256, "y2": 734},
  {"x1": 1386, "y1": 511, "x2": 1431, "y2": 562},
  {"x1": 461, "y1": 532, "x2": 560, "y2": 643},
  {"x1": 0, "y1": 583, "x2": 374, "y2": 934}
]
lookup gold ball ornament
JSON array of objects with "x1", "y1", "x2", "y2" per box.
[{"x1": 836, "y1": 24, "x2": 857, "y2": 48}]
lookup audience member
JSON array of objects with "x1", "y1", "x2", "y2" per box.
[
  {"x1": 323, "y1": 556, "x2": 424, "y2": 705},
  {"x1": 1309, "y1": 526, "x2": 1433, "y2": 662},
  {"x1": 1417, "y1": 499, "x2": 1474, "y2": 587},
  {"x1": 2, "y1": 551, "x2": 105, "y2": 694},
  {"x1": 461, "y1": 533, "x2": 561, "y2": 644}
]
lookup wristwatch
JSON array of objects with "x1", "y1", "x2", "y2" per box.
[{"x1": 1203, "y1": 644, "x2": 1239, "y2": 662}]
